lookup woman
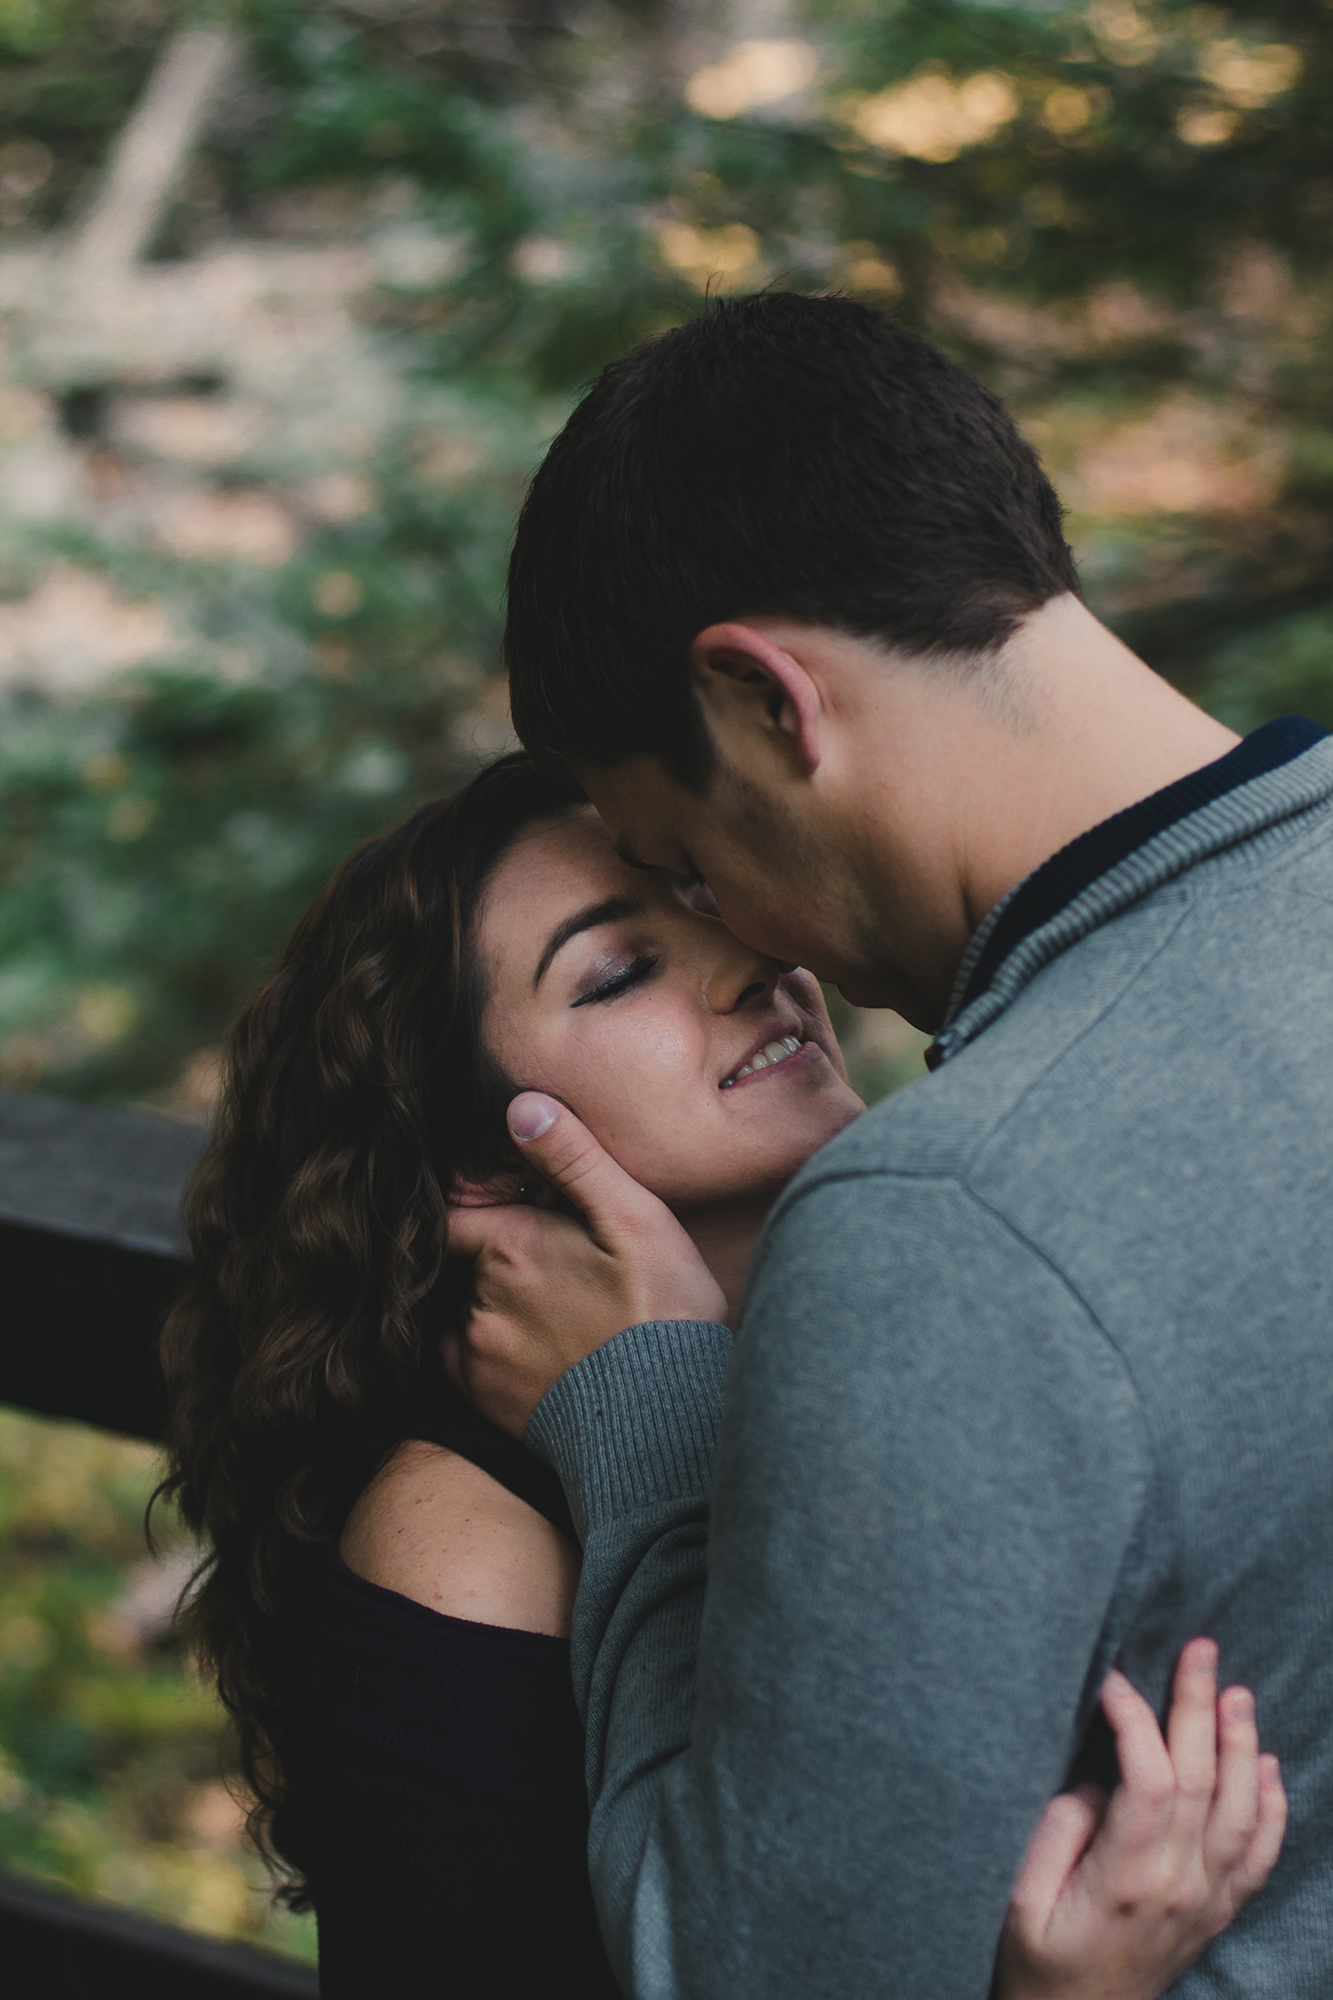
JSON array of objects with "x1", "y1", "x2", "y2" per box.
[{"x1": 159, "y1": 752, "x2": 1285, "y2": 1999}]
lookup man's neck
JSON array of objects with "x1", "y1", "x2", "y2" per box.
[
  {"x1": 954, "y1": 595, "x2": 1241, "y2": 931},
  {"x1": 838, "y1": 596, "x2": 1241, "y2": 1023}
]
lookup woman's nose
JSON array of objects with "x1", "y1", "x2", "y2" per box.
[{"x1": 703, "y1": 937, "x2": 783, "y2": 1015}]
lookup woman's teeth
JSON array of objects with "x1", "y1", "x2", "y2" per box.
[{"x1": 721, "y1": 1034, "x2": 803, "y2": 1087}]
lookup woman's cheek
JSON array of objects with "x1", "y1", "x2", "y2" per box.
[{"x1": 560, "y1": 1017, "x2": 705, "y2": 1184}]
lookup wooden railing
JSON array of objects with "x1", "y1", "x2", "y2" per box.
[{"x1": 0, "y1": 1089, "x2": 319, "y2": 1998}]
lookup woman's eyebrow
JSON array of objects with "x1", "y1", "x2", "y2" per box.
[{"x1": 534, "y1": 896, "x2": 642, "y2": 989}]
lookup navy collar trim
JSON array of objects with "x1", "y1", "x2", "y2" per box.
[{"x1": 935, "y1": 714, "x2": 1329, "y2": 1060}]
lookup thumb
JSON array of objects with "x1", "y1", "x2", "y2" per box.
[{"x1": 506, "y1": 1093, "x2": 659, "y2": 1245}]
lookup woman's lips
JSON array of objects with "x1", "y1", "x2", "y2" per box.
[{"x1": 719, "y1": 1036, "x2": 818, "y2": 1090}]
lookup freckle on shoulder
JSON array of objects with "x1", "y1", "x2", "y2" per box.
[{"x1": 339, "y1": 1438, "x2": 579, "y2": 1638}]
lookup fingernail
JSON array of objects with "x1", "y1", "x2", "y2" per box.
[
  {"x1": 1225, "y1": 1686, "x2": 1255, "y2": 1720},
  {"x1": 508, "y1": 1092, "x2": 560, "y2": 1143}
]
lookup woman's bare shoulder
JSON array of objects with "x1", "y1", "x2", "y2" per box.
[{"x1": 339, "y1": 1439, "x2": 579, "y2": 1639}]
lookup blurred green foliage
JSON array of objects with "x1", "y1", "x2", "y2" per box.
[
  {"x1": 0, "y1": 1406, "x2": 316, "y2": 1958},
  {"x1": 2, "y1": 0, "x2": 1331, "y2": 1105},
  {"x1": 0, "y1": 539, "x2": 504, "y2": 1098}
]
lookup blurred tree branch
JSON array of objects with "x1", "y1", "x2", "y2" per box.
[{"x1": 70, "y1": 24, "x2": 237, "y2": 272}]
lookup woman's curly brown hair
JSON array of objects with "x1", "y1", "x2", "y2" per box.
[{"x1": 154, "y1": 752, "x2": 584, "y2": 1902}]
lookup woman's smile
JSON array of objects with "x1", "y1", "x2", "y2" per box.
[{"x1": 720, "y1": 1032, "x2": 809, "y2": 1088}]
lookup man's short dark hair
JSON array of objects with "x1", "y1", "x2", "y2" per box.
[{"x1": 505, "y1": 291, "x2": 1081, "y2": 788}]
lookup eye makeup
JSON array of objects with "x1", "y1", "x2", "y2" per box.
[{"x1": 571, "y1": 954, "x2": 660, "y2": 1007}]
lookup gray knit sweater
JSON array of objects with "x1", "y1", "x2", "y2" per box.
[{"x1": 528, "y1": 722, "x2": 1333, "y2": 1999}]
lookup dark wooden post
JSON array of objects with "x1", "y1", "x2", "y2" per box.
[{"x1": 0, "y1": 1088, "x2": 202, "y2": 1439}]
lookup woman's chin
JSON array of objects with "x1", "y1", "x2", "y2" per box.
[
  {"x1": 596, "y1": 1068, "x2": 866, "y2": 1217},
  {"x1": 657, "y1": 1107, "x2": 866, "y2": 1215},
  {"x1": 791, "y1": 1092, "x2": 865, "y2": 1169}
]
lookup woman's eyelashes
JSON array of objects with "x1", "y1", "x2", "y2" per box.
[{"x1": 571, "y1": 953, "x2": 660, "y2": 1008}]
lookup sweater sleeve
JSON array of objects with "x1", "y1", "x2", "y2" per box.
[{"x1": 528, "y1": 1173, "x2": 1151, "y2": 2000}]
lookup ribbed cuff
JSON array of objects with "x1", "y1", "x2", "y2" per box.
[{"x1": 526, "y1": 1320, "x2": 733, "y2": 1543}]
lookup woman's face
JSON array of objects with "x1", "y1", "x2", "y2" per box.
[{"x1": 477, "y1": 809, "x2": 864, "y2": 1214}]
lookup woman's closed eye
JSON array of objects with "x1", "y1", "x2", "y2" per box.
[{"x1": 572, "y1": 954, "x2": 659, "y2": 1007}]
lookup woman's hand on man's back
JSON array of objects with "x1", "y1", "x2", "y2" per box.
[{"x1": 997, "y1": 1637, "x2": 1286, "y2": 2000}]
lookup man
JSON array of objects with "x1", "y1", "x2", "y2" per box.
[{"x1": 450, "y1": 293, "x2": 1333, "y2": 1995}]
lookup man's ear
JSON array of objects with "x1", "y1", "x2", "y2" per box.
[{"x1": 688, "y1": 623, "x2": 822, "y2": 776}]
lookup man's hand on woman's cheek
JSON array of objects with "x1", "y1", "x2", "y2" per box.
[{"x1": 443, "y1": 1093, "x2": 728, "y2": 1438}]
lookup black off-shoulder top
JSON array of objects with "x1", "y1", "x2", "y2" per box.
[{"x1": 285, "y1": 1375, "x2": 621, "y2": 1999}]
